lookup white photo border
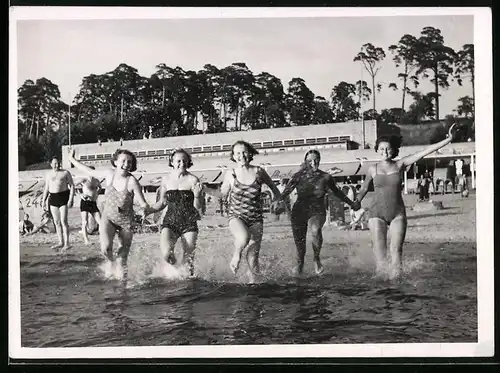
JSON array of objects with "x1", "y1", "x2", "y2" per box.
[{"x1": 9, "y1": 6, "x2": 494, "y2": 360}]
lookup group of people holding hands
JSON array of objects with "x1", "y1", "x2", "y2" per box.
[{"x1": 30, "y1": 123, "x2": 457, "y2": 283}]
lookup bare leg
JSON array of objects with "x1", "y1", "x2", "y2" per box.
[
  {"x1": 368, "y1": 217, "x2": 388, "y2": 276},
  {"x1": 98, "y1": 218, "x2": 117, "y2": 279},
  {"x1": 388, "y1": 215, "x2": 407, "y2": 280},
  {"x1": 49, "y1": 205, "x2": 63, "y2": 250},
  {"x1": 309, "y1": 213, "x2": 327, "y2": 274},
  {"x1": 116, "y1": 229, "x2": 133, "y2": 282},
  {"x1": 160, "y1": 228, "x2": 179, "y2": 265},
  {"x1": 60, "y1": 205, "x2": 70, "y2": 251},
  {"x1": 81, "y1": 211, "x2": 91, "y2": 245},
  {"x1": 180, "y1": 231, "x2": 199, "y2": 277},
  {"x1": 99, "y1": 218, "x2": 116, "y2": 261},
  {"x1": 93, "y1": 211, "x2": 102, "y2": 226},
  {"x1": 228, "y1": 218, "x2": 250, "y2": 274},
  {"x1": 245, "y1": 222, "x2": 264, "y2": 283},
  {"x1": 291, "y1": 208, "x2": 308, "y2": 275}
]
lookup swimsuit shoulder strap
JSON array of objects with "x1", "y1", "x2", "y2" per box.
[
  {"x1": 108, "y1": 172, "x2": 116, "y2": 188},
  {"x1": 125, "y1": 175, "x2": 131, "y2": 191}
]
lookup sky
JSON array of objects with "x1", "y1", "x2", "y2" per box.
[{"x1": 16, "y1": 13, "x2": 474, "y2": 118}]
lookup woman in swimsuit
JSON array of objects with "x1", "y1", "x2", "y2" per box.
[
  {"x1": 355, "y1": 124, "x2": 457, "y2": 279},
  {"x1": 216, "y1": 141, "x2": 281, "y2": 281},
  {"x1": 68, "y1": 148, "x2": 155, "y2": 281},
  {"x1": 279, "y1": 150, "x2": 359, "y2": 275},
  {"x1": 147, "y1": 149, "x2": 203, "y2": 277}
]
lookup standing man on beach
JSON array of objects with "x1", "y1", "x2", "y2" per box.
[
  {"x1": 42, "y1": 157, "x2": 75, "y2": 251},
  {"x1": 78, "y1": 166, "x2": 102, "y2": 245}
]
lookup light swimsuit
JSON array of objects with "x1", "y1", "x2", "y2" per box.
[
  {"x1": 369, "y1": 164, "x2": 406, "y2": 224},
  {"x1": 102, "y1": 175, "x2": 134, "y2": 232}
]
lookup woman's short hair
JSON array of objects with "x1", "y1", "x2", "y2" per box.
[
  {"x1": 375, "y1": 135, "x2": 403, "y2": 158},
  {"x1": 230, "y1": 141, "x2": 259, "y2": 163},
  {"x1": 110, "y1": 149, "x2": 138, "y2": 172},
  {"x1": 169, "y1": 148, "x2": 193, "y2": 168}
]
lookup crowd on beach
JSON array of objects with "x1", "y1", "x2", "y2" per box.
[{"x1": 19, "y1": 124, "x2": 458, "y2": 283}]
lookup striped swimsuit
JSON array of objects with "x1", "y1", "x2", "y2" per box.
[
  {"x1": 227, "y1": 169, "x2": 264, "y2": 227},
  {"x1": 102, "y1": 175, "x2": 134, "y2": 232}
]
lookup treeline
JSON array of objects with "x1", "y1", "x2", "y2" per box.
[{"x1": 18, "y1": 26, "x2": 474, "y2": 167}]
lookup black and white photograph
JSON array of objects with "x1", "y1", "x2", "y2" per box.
[{"x1": 9, "y1": 7, "x2": 493, "y2": 360}]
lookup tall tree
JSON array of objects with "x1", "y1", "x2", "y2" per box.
[
  {"x1": 414, "y1": 26, "x2": 457, "y2": 121},
  {"x1": 354, "y1": 79, "x2": 371, "y2": 117},
  {"x1": 353, "y1": 43, "x2": 386, "y2": 112},
  {"x1": 454, "y1": 44, "x2": 475, "y2": 118},
  {"x1": 405, "y1": 91, "x2": 436, "y2": 123},
  {"x1": 454, "y1": 96, "x2": 474, "y2": 119},
  {"x1": 330, "y1": 81, "x2": 359, "y2": 122},
  {"x1": 242, "y1": 71, "x2": 286, "y2": 130},
  {"x1": 388, "y1": 34, "x2": 420, "y2": 121},
  {"x1": 224, "y1": 63, "x2": 255, "y2": 131},
  {"x1": 18, "y1": 78, "x2": 65, "y2": 139},
  {"x1": 312, "y1": 96, "x2": 334, "y2": 124},
  {"x1": 286, "y1": 78, "x2": 315, "y2": 126}
]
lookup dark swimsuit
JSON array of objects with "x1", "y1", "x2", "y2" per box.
[
  {"x1": 48, "y1": 190, "x2": 70, "y2": 208},
  {"x1": 290, "y1": 170, "x2": 328, "y2": 233},
  {"x1": 369, "y1": 164, "x2": 406, "y2": 224},
  {"x1": 161, "y1": 190, "x2": 201, "y2": 236},
  {"x1": 80, "y1": 196, "x2": 100, "y2": 214}
]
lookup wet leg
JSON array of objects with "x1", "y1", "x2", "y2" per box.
[
  {"x1": 228, "y1": 218, "x2": 250, "y2": 274},
  {"x1": 388, "y1": 215, "x2": 407, "y2": 280},
  {"x1": 245, "y1": 222, "x2": 264, "y2": 283},
  {"x1": 368, "y1": 217, "x2": 388, "y2": 276},
  {"x1": 291, "y1": 208, "x2": 308, "y2": 275},
  {"x1": 180, "y1": 231, "x2": 198, "y2": 277},
  {"x1": 309, "y1": 213, "x2": 327, "y2": 274}
]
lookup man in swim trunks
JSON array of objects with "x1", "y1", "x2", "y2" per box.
[
  {"x1": 78, "y1": 166, "x2": 102, "y2": 245},
  {"x1": 42, "y1": 157, "x2": 75, "y2": 252}
]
